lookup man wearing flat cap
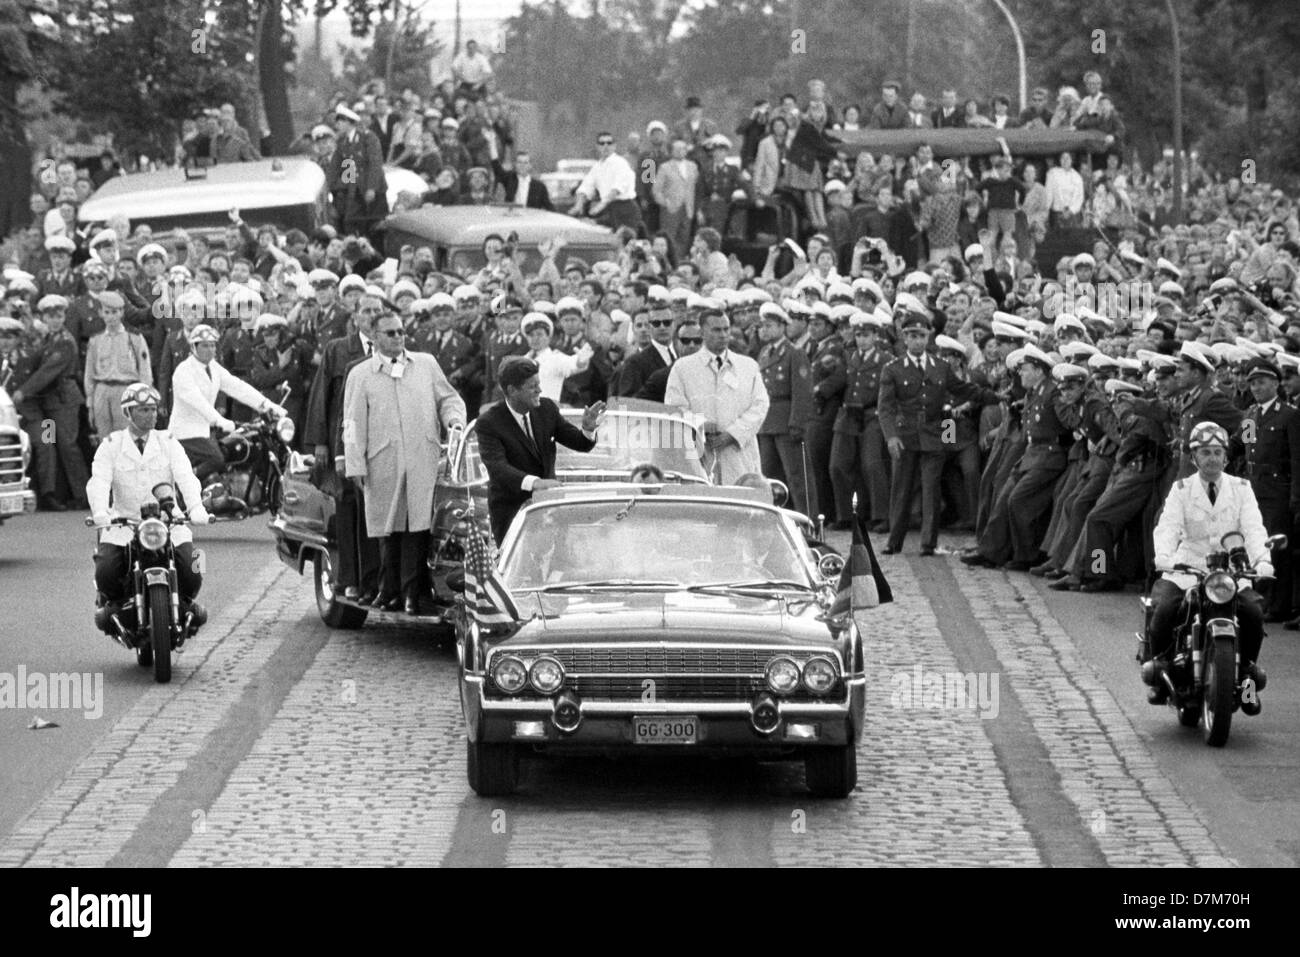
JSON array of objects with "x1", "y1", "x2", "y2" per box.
[
  {"x1": 878, "y1": 313, "x2": 996, "y2": 555},
  {"x1": 327, "y1": 105, "x2": 388, "y2": 238},
  {"x1": 1231, "y1": 358, "x2": 1300, "y2": 622},
  {"x1": 672, "y1": 96, "x2": 719, "y2": 166}
]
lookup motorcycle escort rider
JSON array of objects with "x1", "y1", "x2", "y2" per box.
[
  {"x1": 168, "y1": 324, "x2": 287, "y2": 511},
  {"x1": 86, "y1": 383, "x2": 209, "y2": 631},
  {"x1": 1148, "y1": 421, "x2": 1270, "y2": 712}
]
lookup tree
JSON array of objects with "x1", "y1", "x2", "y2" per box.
[{"x1": 0, "y1": 0, "x2": 60, "y2": 238}]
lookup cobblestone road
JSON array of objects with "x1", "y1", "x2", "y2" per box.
[{"x1": 3, "y1": 531, "x2": 1254, "y2": 868}]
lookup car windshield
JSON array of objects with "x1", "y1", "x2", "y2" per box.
[
  {"x1": 500, "y1": 499, "x2": 811, "y2": 589},
  {"x1": 556, "y1": 411, "x2": 709, "y2": 480},
  {"x1": 449, "y1": 246, "x2": 610, "y2": 276}
]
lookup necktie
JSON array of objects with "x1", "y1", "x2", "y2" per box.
[
  {"x1": 522, "y1": 412, "x2": 538, "y2": 451},
  {"x1": 135, "y1": 436, "x2": 146, "y2": 455},
  {"x1": 204, "y1": 363, "x2": 213, "y2": 381},
  {"x1": 668, "y1": 347, "x2": 677, "y2": 362},
  {"x1": 1208, "y1": 481, "x2": 1217, "y2": 505},
  {"x1": 364, "y1": 340, "x2": 372, "y2": 357},
  {"x1": 715, "y1": 355, "x2": 724, "y2": 371}
]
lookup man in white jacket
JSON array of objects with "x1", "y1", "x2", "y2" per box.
[
  {"x1": 169, "y1": 324, "x2": 286, "y2": 491},
  {"x1": 664, "y1": 302, "x2": 769, "y2": 484},
  {"x1": 1148, "y1": 421, "x2": 1271, "y2": 710}
]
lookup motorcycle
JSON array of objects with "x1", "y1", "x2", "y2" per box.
[
  {"x1": 1138, "y1": 530, "x2": 1286, "y2": 746},
  {"x1": 205, "y1": 387, "x2": 296, "y2": 520},
  {"x1": 89, "y1": 485, "x2": 213, "y2": 684}
]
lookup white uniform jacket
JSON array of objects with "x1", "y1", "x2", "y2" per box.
[
  {"x1": 664, "y1": 348, "x2": 769, "y2": 484},
  {"x1": 86, "y1": 428, "x2": 207, "y2": 547},
  {"x1": 169, "y1": 354, "x2": 271, "y2": 441},
  {"x1": 1153, "y1": 472, "x2": 1272, "y2": 591}
]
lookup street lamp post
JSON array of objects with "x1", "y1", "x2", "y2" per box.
[
  {"x1": 1166, "y1": 0, "x2": 1183, "y2": 225},
  {"x1": 989, "y1": 0, "x2": 1028, "y2": 111}
]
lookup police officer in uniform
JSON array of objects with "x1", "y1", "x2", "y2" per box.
[
  {"x1": 829, "y1": 313, "x2": 891, "y2": 531},
  {"x1": 755, "y1": 302, "x2": 814, "y2": 517},
  {"x1": 478, "y1": 294, "x2": 529, "y2": 406},
  {"x1": 157, "y1": 289, "x2": 207, "y2": 424},
  {"x1": 966, "y1": 344, "x2": 1076, "y2": 569},
  {"x1": 805, "y1": 301, "x2": 845, "y2": 522},
  {"x1": 1231, "y1": 358, "x2": 1300, "y2": 622},
  {"x1": 36, "y1": 236, "x2": 81, "y2": 299},
  {"x1": 220, "y1": 287, "x2": 263, "y2": 421},
  {"x1": 86, "y1": 383, "x2": 209, "y2": 628},
  {"x1": 9, "y1": 297, "x2": 89, "y2": 510},
  {"x1": 879, "y1": 312, "x2": 994, "y2": 555}
]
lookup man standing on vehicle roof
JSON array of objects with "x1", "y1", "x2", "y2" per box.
[{"x1": 327, "y1": 105, "x2": 388, "y2": 240}]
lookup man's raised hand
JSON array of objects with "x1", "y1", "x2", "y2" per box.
[{"x1": 581, "y1": 400, "x2": 607, "y2": 432}]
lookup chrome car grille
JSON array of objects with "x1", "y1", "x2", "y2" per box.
[
  {"x1": 569, "y1": 675, "x2": 831, "y2": 700},
  {"x1": 559, "y1": 647, "x2": 778, "y2": 674},
  {"x1": 0, "y1": 432, "x2": 24, "y2": 486}
]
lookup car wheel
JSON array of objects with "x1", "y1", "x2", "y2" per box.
[
  {"x1": 314, "y1": 551, "x2": 368, "y2": 629},
  {"x1": 804, "y1": 739, "x2": 857, "y2": 799},
  {"x1": 466, "y1": 737, "x2": 519, "y2": 797}
]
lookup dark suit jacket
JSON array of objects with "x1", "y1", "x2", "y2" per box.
[
  {"x1": 475, "y1": 397, "x2": 597, "y2": 543},
  {"x1": 615, "y1": 343, "x2": 670, "y2": 398},
  {"x1": 490, "y1": 159, "x2": 555, "y2": 210},
  {"x1": 877, "y1": 354, "x2": 995, "y2": 453},
  {"x1": 304, "y1": 332, "x2": 367, "y2": 458},
  {"x1": 637, "y1": 365, "x2": 671, "y2": 404}
]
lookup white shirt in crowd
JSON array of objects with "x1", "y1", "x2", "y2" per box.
[
  {"x1": 576, "y1": 152, "x2": 637, "y2": 205},
  {"x1": 1045, "y1": 166, "x2": 1085, "y2": 214},
  {"x1": 529, "y1": 344, "x2": 592, "y2": 402},
  {"x1": 452, "y1": 50, "x2": 494, "y2": 86}
]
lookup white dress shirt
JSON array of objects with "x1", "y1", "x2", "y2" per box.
[
  {"x1": 576, "y1": 152, "x2": 637, "y2": 204},
  {"x1": 1045, "y1": 167, "x2": 1085, "y2": 214},
  {"x1": 514, "y1": 175, "x2": 532, "y2": 206}
]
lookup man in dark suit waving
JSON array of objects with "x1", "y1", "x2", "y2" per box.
[
  {"x1": 490, "y1": 150, "x2": 554, "y2": 210},
  {"x1": 477, "y1": 356, "x2": 605, "y2": 544}
]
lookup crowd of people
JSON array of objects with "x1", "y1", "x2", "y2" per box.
[{"x1": 4, "y1": 64, "x2": 1300, "y2": 644}]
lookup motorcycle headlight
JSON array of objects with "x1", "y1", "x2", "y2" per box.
[
  {"x1": 801, "y1": 656, "x2": 838, "y2": 695},
  {"x1": 1203, "y1": 571, "x2": 1237, "y2": 605},
  {"x1": 275, "y1": 417, "x2": 296, "y2": 444},
  {"x1": 137, "y1": 518, "x2": 170, "y2": 551},
  {"x1": 528, "y1": 657, "x2": 565, "y2": 694},
  {"x1": 491, "y1": 655, "x2": 528, "y2": 694},
  {"x1": 765, "y1": 656, "x2": 801, "y2": 695}
]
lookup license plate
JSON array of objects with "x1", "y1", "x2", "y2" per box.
[
  {"x1": 632, "y1": 716, "x2": 698, "y2": 745},
  {"x1": 0, "y1": 496, "x2": 22, "y2": 515}
]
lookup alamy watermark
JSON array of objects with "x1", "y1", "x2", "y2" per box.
[
  {"x1": 889, "y1": 665, "x2": 1000, "y2": 719},
  {"x1": 1, "y1": 666, "x2": 103, "y2": 719}
]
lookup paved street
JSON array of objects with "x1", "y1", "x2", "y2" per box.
[{"x1": 2, "y1": 517, "x2": 1297, "y2": 867}]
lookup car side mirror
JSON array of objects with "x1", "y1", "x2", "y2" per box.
[
  {"x1": 768, "y1": 479, "x2": 789, "y2": 508},
  {"x1": 818, "y1": 553, "x2": 845, "y2": 582}
]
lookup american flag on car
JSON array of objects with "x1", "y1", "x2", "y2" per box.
[{"x1": 465, "y1": 529, "x2": 521, "y2": 625}]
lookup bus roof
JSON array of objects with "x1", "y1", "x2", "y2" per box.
[{"x1": 381, "y1": 204, "x2": 619, "y2": 249}]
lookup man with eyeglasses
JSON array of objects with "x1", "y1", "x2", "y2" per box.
[
  {"x1": 638, "y1": 318, "x2": 702, "y2": 403},
  {"x1": 342, "y1": 312, "x2": 466, "y2": 614},
  {"x1": 569, "y1": 131, "x2": 642, "y2": 233},
  {"x1": 615, "y1": 295, "x2": 677, "y2": 397}
]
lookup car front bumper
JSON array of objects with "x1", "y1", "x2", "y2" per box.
[{"x1": 461, "y1": 674, "x2": 867, "y2": 750}]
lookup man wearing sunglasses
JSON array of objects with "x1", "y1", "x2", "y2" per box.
[
  {"x1": 615, "y1": 296, "x2": 677, "y2": 397},
  {"x1": 637, "y1": 319, "x2": 702, "y2": 403},
  {"x1": 342, "y1": 313, "x2": 466, "y2": 614},
  {"x1": 569, "y1": 131, "x2": 642, "y2": 233}
]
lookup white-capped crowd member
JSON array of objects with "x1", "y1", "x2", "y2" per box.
[
  {"x1": 520, "y1": 312, "x2": 593, "y2": 402},
  {"x1": 83, "y1": 290, "x2": 152, "y2": 438},
  {"x1": 169, "y1": 324, "x2": 286, "y2": 495}
]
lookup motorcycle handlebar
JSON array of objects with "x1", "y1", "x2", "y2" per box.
[{"x1": 85, "y1": 512, "x2": 213, "y2": 529}]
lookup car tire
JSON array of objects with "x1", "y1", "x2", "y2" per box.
[
  {"x1": 467, "y1": 737, "x2": 519, "y2": 797},
  {"x1": 804, "y1": 738, "x2": 857, "y2": 799},
  {"x1": 314, "y1": 551, "x2": 369, "y2": 630}
]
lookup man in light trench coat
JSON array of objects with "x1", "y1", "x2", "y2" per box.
[
  {"x1": 343, "y1": 311, "x2": 467, "y2": 613},
  {"x1": 664, "y1": 302, "x2": 770, "y2": 484}
]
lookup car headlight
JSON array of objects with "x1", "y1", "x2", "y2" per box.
[
  {"x1": 491, "y1": 655, "x2": 528, "y2": 694},
  {"x1": 765, "y1": 656, "x2": 801, "y2": 695},
  {"x1": 1203, "y1": 571, "x2": 1237, "y2": 605},
  {"x1": 802, "y1": 656, "x2": 838, "y2": 695},
  {"x1": 276, "y1": 417, "x2": 296, "y2": 444},
  {"x1": 20, "y1": 430, "x2": 31, "y2": 468},
  {"x1": 528, "y1": 657, "x2": 565, "y2": 694}
]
